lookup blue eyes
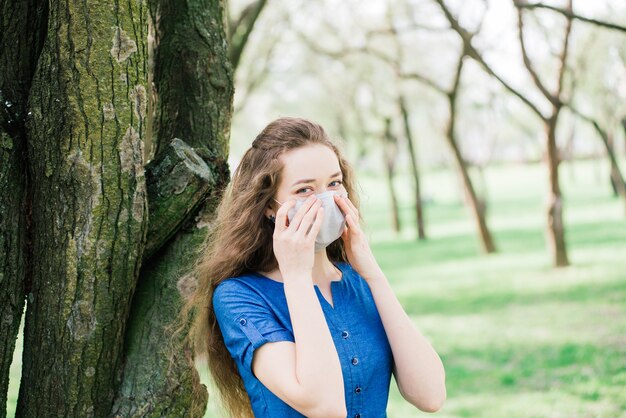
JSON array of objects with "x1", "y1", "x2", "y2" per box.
[{"x1": 296, "y1": 180, "x2": 343, "y2": 194}]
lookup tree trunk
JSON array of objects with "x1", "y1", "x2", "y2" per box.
[
  {"x1": 446, "y1": 56, "x2": 496, "y2": 254},
  {"x1": 622, "y1": 117, "x2": 626, "y2": 157},
  {"x1": 0, "y1": 0, "x2": 233, "y2": 417},
  {"x1": 3, "y1": 0, "x2": 233, "y2": 415},
  {"x1": 608, "y1": 132, "x2": 619, "y2": 196},
  {"x1": 0, "y1": 1, "x2": 47, "y2": 416},
  {"x1": 383, "y1": 119, "x2": 401, "y2": 234},
  {"x1": 399, "y1": 95, "x2": 426, "y2": 240},
  {"x1": 605, "y1": 131, "x2": 626, "y2": 204},
  {"x1": 544, "y1": 113, "x2": 569, "y2": 267},
  {"x1": 111, "y1": 0, "x2": 233, "y2": 415},
  {"x1": 17, "y1": 1, "x2": 149, "y2": 416},
  {"x1": 383, "y1": 156, "x2": 402, "y2": 234},
  {"x1": 445, "y1": 123, "x2": 496, "y2": 254}
]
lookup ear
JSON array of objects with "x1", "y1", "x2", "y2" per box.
[{"x1": 264, "y1": 205, "x2": 275, "y2": 219}]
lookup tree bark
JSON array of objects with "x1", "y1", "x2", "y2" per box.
[
  {"x1": 110, "y1": 0, "x2": 233, "y2": 415},
  {"x1": 17, "y1": 1, "x2": 149, "y2": 416},
  {"x1": 0, "y1": 1, "x2": 47, "y2": 416},
  {"x1": 398, "y1": 94, "x2": 426, "y2": 240},
  {"x1": 3, "y1": 0, "x2": 233, "y2": 415}
]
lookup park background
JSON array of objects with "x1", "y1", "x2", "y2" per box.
[{"x1": 3, "y1": 0, "x2": 625, "y2": 417}]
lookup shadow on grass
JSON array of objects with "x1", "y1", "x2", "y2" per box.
[
  {"x1": 399, "y1": 278, "x2": 626, "y2": 316},
  {"x1": 373, "y1": 220, "x2": 625, "y2": 269}
]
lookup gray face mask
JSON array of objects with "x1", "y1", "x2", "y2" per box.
[{"x1": 273, "y1": 190, "x2": 348, "y2": 252}]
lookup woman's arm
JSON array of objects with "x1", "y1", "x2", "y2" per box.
[
  {"x1": 365, "y1": 266, "x2": 446, "y2": 412},
  {"x1": 333, "y1": 193, "x2": 446, "y2": 412},
  {"x1": 253, "y1": 277, "x2": 346, "y2": 418}
]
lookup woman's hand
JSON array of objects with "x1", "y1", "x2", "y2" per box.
[
  {"x1": 334, "y1": 194, "x2": 382, "y2": 283},
  {"x1": 273, "y1": 195, "x2": 324, "y2": 282}
]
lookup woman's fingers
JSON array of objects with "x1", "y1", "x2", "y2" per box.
[
  {"x1": 274, "y1": 199, "x2": 296, "y2": 233},
  {"x1": 343, "y1": 195, "x2": 359, "y2": 219},
  {"x1": 288, "y1": 195, "x2": 318, "y2": 232},
  {"x1": 307, "y1": 206, "x2": 324, "y2": 240},
  {"x1": 295, "y1": 199, "x2": 322, "y2": 237},
  {"x1": 334, "y1": 194, "x2": 357, "y2": 221}
]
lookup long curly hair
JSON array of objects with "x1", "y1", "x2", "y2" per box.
[{"x1": 172, "y1": 117, "x2": 362, "y2": 417}]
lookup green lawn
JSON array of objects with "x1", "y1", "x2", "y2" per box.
[{"x1": 7, "y1": 159, "x2": 626, "y2": 417}]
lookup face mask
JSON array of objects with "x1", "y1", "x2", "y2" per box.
[{"x1": 273, "y1": 190, "x2": 348, "y2": 252}]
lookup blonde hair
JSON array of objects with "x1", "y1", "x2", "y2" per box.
[{"x1": 169, "y1": 117, "x2": 361, "y2": 417}]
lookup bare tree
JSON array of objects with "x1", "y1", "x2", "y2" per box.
[
  {"x1": 400, "y1": 3, "x2": 497, "y2": 253},
  {"x1": 385, "y1": 7, "x2": 428, "y2": 240},
  {"x1": 516, "y1": 0, "x2": 573, "y2": 266},
  {"x1": 432, "y1": 0, "x2": 573, "y2": 265},
  {"x1": 435, "y1": 0, "x2": 626, "y2": 264}
]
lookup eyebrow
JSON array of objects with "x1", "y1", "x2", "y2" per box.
[{"x1": 291, "y1": 171, "x2": 342, "y2": 187}]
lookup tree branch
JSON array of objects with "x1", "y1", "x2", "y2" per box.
[
  {"x1": 229, "y1": 0, "x2": 268, "y2": 71},
  {"x1": 566, "y1": 104, "x2": 626, "y2": 198},
  {"x1": 515, "y1": 5, "x2": 559, "y2": 106},
  {"x1": 555, "y1": 0, "x2": 573, "y2": 103},
  {"x1": 432, "y1": 0, "x2": 547, "y2": 121},
  {"x1": 515, "y1": 1, "x2": 626, "y2": 32},
  {"x1": 400, "y1": 71, "x2": 447, "y2": 94}
]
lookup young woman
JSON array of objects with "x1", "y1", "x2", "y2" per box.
[{"x1": 184, "y1": 117, "x2": 446, "y2": 417}]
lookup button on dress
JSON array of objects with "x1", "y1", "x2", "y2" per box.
[{"x1": 212, "y1": 261, "x2": 394, "y2": 417}]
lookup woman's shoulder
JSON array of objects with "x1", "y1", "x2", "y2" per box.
[
  {"x1": 212, "y1": 271, "x2": 283, "y2": 306},
  {"x1": 214, "y1": 271, "x2": 263, "y2": 294}
]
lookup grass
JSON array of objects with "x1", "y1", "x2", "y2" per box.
[
  {"x1": 355, "y1": 159, "x2": 626, "y2": 418},
  {"x1": 6, "y1": 159, "x2": 626, "y2": 417}
]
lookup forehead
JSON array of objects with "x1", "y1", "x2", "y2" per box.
[{"x1": 279, "y1": 144, "x2": 341, "y2": 181}]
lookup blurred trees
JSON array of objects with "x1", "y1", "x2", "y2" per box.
[
  {"x1": 230, "y1": 0, "x2": 625, "y2": 266},
  {"x1": 434, "y1": 0, "x2": 575, "y2": 265}
]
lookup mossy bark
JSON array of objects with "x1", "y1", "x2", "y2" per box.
[
  {"x1": 0, "y1": 1, "x2": 47, "y2": 416},
  {"x1": 110, "y1": 0, "x2": 233, "y2": 416},
  {"x1": 17, "y1": 0, "x2": 149, "y2": 416},
  {"x1": 3, "y1": 0, "x2": 232, "y2": 415},
  {"x1": 142, "y1": 138, "x2": 218, "y2": 262}
]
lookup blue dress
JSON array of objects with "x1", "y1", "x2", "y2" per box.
[{"x1": 212, "y1": 260, "x2": 394, "y2": 418}]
